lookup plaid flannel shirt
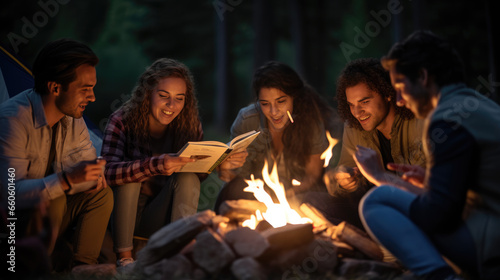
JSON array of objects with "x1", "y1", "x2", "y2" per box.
[{"x1": 101, "y1": 109, "x2": 203, "y2": 186}]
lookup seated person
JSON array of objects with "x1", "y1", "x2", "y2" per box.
[
  {"x1": 0, "y1": 39, "x2": 112, "y2": 269},
  {"x1": 312, "y1": 58, "x2": 426, "y2": 228},
  {"x1": 326, "y1": 58, "x2": 426, "y2": 198},
  {"x1": 357, "y1": 30, "x2": 500, "y2": 280},
  {"x1": 215, "y1": 61, "x2": 336, "y2": 211},
  {"x1": 101, "y1": 58, "x2": 245, "y2": 267}
]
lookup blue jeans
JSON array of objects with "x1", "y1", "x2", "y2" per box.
[
  {"x1": 360, "y1": 185, "x2": 478, "y2": 277},
  {"x1": 111, "y1": 173, "x2": 200, "y2": 253}
]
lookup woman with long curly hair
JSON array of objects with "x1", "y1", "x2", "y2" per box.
[
  {"x1": 101, "y1": 58, "x2": 245, "y2": 267},
  {"x1": 215, "y1": 61, "x2": 338, "y2": 211}
]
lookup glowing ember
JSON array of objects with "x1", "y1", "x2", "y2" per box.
[
  {"x1": 292, "y1": 179, "x2": 301, "y2": 186},
  {"x1": 320, "y1": 131, "x2": 339, "y2": 167},
  {"x1": 242, "y1": 161, "x2": 311, "y2": 229}
]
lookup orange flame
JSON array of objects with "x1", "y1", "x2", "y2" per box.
[
  {"x1": 320, "y1": 131, "x2": 339, "y2": 167},
  {"x1": 242, "y1": 160, "x2": 311, "y2": 229}
]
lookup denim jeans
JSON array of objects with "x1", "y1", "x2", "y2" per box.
[
  {"x1": 111, "y1": 173, "x2": 200, "y2": 253},
  {"x1": 360, "y1": 185, "x2": 477, "y2": 277}
]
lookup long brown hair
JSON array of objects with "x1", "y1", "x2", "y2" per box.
[
  {"x1": 252, "y1": 61, "x2": 333, "y2": 178},
  {"x1": 121, "y1": 58, "x2": 202, "y2": 152}
]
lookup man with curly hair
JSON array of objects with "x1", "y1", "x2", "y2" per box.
[{"x1": 324, "y1": 58, "x2": 426, "y2": 205}]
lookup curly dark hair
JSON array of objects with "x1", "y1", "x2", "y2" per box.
[
  {"x1": 252, "y1": 61, "x2": 336, "y2": 178},
  {"x1": 336, "y1": 58, "x2": 414, "y2": 130},
  {"x1": 120, "y1": 58, "x2": 202, "y2": 152}
]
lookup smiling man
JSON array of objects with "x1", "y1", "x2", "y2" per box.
[
  {"x1": 324, "y1": 58, "x2": 426, "y2": 201},
  {"x1": 0, "y1": 39, "x2": 113, "y2": 268}
]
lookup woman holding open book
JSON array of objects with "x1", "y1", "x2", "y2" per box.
[
  {"x1": 215, "y1": 61, "x2": 338, "y2": 211},
  {"x1": 101, "y1": 58, "x2": 246, "y2": 267}
]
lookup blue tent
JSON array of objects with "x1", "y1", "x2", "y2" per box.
[{"x1": 0, "y1": 45, "x2": 103, "y2": 153}]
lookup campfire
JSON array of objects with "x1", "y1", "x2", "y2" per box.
[
  {"x1": 115, "y1": 133, "x2": 404, "y2": 280},
  {"x1": 242, "y1": 161, "x2": 311, "y2": 229}
]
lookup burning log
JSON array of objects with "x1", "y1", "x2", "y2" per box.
[
  {"x1": 333, "y1": 221, "x2": 384, "y2": 261},
  {"x1": 255, "y1": 220, "x2": 273, "y2": 232},
  {"x1": 330, "y1": 240, "x2": 365, "y2": 259},
  {"x1": 261, "y1": 223, "x2": 314, "y2": 251},
  {"x1": 215, "y1": 220, "x2": 240, "y2": 237},
  {"x1": 299, "y1": 202, "x2": 337, "y2": 236},
  {"x1": 136, "y1": 210, "x2": 214, "y2": 267},
  {"x1": 224, "y1": 227, "x2": 270, "y2": 258},
  {"x1": 192, "y1": 228, "x2": 236, "y2": 275},
  {"x1": 218, "y1": 199, "x2": 268, "y2": 221}
]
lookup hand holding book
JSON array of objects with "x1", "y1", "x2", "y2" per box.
[
  {"x1": 175, "y1": 130, "x2": 260, "y2": 173},
  {"x1": 218, "y1": 150, "x2": 249, "y2": 170},
  {"x1": 162, "y1": 154, "x2": 196, "y2": 175}
]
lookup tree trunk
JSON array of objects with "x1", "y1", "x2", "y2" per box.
[
  {"x1": 215, "y1": 13, "x2": 228, "y2": 131},
  {"x1": 290, "y1": 0, "x2": 305, "y2": 76},
  {"x1": 253, "y1": 0, "x2": 274, "y2": 71}
]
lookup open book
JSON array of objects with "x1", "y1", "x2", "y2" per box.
[{"x1": 176, "y1": 130, "x2": 261, "y2": 173}]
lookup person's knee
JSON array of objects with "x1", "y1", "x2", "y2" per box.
[
  {"x1": 360, "y1": 185, "x2": 393, "y2": 218},
  {"x1": 48, "y1": 195, "x2": 67, "y2": 226},
  {"x1": 89, "y1": 186, "x2": 114, "y2": 215},
  {"x1": 175, "y1": 173, "x2": 201, "y2": 193}
]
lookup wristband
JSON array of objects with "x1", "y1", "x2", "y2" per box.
[{"x1": 62, "y1": 171, "x2": 72, "y2": 193}]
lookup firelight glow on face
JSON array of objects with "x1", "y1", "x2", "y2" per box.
[
  {"x1": 258, "y1": 87, "x2": 293, "y2": 132},
  {"x1": 149, "y1": 77, "x2": 186, "y2": 128}
]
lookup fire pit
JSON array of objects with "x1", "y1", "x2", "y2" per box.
[{"x1": 116, "y1": 158, "x2": 405, "y2": 279}]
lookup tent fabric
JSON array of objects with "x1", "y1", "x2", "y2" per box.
[{"x1": 0, "y1": 44, "x2": 103, "y2": 154}]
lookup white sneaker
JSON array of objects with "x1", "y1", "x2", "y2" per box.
[{"x1": 116, "y1": 257, "x2": 135, "y2": 267}]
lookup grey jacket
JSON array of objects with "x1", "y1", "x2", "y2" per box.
[{"x1": 0, "y1": 90, "x2": 97, "y2": 208}]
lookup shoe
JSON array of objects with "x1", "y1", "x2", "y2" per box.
[{"x1": 116, "y1": 257, "x2": 135, "y2": 267}]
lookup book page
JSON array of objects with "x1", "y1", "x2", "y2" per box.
[
  {"x1": 186, "y1": 141, "x2": 228, "y2": 148},
  {"x1": 228, "y1": 130, "x2": 260, "y2": 153},
  {"x1": 177, "y1": 144, "x2": 229, "y2": 173}
]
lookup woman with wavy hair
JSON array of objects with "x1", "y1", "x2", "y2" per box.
[
  {"x1": 215, "y1": 61, "x2": 338, "y2": 211},
  {"x1": 101, "y1": 58, "x2": 245, "y2": 267}
]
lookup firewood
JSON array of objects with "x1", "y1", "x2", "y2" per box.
[
  {"x1": 192, "y1": 228, "x2": 236, "y2": 275},
  {"x1": 255, "y1": 220, "x2": 273, "y2": 232},
  {"x1": 219, "y1": 199, "x2": 268, "y2": 220},
  {"x1": 332, "y1": 240, "x2": 365, "y2": 259},
  {"x1": 211, "y1": 215, "x2": 230, "y2": 231},
  {"x1": 261, "y1": 223, "x2": 314, "y2": 251},
  {"x1": 231, "y1": 257, "x2": 267, "y2": 280},
  {"x1": 224, "y1": 227, "x2": 270, "y2": 258},
  {"x1": 333, "y1": 221, "x2": 383, "y2": 261},
  {"x1": 299, "y1": 203, "x2": 337, "y2": 236},
  {"x1": 136, "y1": 210, "x2": 214, "y2": 267},
  {"x1": 216, "y1": 220, "x2": 240, "y2": 237}
]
